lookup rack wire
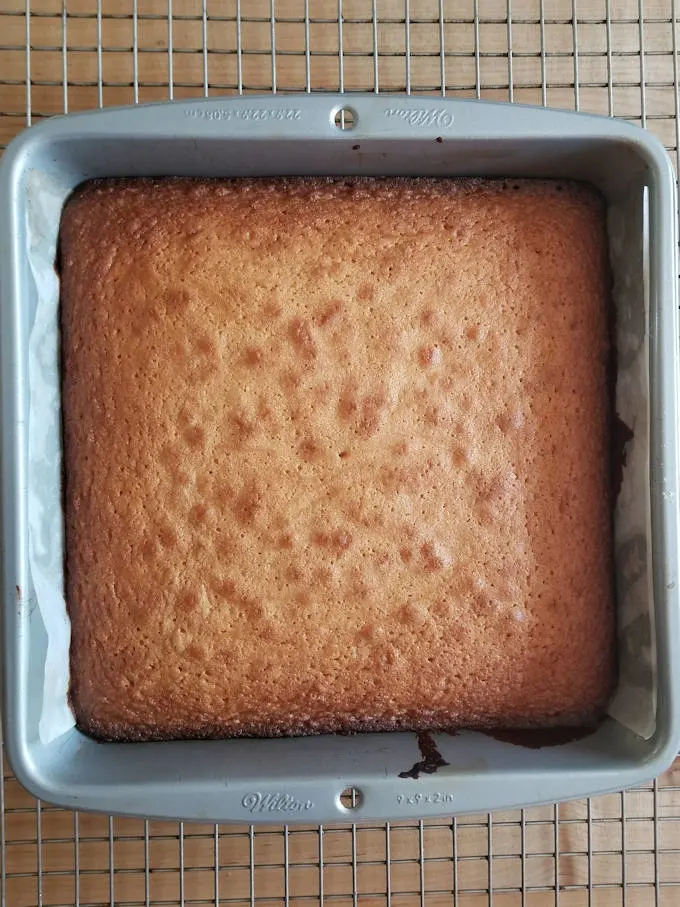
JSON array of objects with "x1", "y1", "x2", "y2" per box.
[{"x1": 1, "y1": 0, "x2": 680, "y2": 904}]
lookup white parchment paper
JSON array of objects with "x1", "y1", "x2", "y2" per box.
[
  {"x1": 27, "y1": 169, "x2": 74, "y2": 743},
  {"x1": 26, "y1": 173, "x2": 657, "y2": 743}
]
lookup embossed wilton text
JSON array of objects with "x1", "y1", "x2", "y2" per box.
[
  {"x1": 384, "y1": 108, "x2": 454, "y2": 128},
  {"x1": 241, "y1": 792, "x2": 314, "y2": 813}
]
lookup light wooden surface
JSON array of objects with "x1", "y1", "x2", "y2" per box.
[{"x1": 1, "y1": 1, "x2": 680, "y2": 904}]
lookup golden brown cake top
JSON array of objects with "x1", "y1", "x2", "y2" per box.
[{"x1": 60, "y1": 177, "x2": 615, "y2": 740}]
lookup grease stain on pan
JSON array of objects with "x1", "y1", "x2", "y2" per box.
[{"x1": 481, "y1": 726, "x2": 598, "y2": 749}]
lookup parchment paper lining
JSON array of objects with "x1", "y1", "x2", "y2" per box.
[{"x1": 25, "y1": 170, "x2": 656, "y2": 743}]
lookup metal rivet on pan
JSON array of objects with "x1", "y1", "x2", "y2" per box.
[
  {"x1": 338, "y1": 786, "x2": 363, "y2": 810},
  {"x1": 333, "y1": 106, "x2": 357, "y2": 130}
]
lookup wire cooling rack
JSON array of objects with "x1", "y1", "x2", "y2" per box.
[{"x1": 2, "y1": 1, "x2": 680, "y2": 904}]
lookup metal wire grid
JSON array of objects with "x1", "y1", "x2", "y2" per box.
[
  {"x1": 0, "y1": 0, "x2": 678, "y2": 159},
  {"x1": 2, "y1": 0, "x2": 680, "y2": 904}
]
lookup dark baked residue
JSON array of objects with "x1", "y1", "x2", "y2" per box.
[
  {"x1": 399, "y1": 731, "x2": 450, "y2": 779},
  {"x1": 481, "y1": 726, "x2": 599, "y2": 749}
]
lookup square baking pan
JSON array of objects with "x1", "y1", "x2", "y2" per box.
[{"x1": 0, "y1": 94, "x2": 678, "y2": 824}]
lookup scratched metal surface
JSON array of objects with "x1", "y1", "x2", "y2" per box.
[{"x1": 2, "y1": 1, "x2": 680, "y2": 904}]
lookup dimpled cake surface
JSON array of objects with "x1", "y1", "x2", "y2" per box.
[{"x1": 60, "y1": 176, "x2": 615, "y2": 741}]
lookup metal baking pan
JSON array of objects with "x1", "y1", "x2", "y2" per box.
[{"x1": 0, "y1": 95, "x2": 678, "y2": 824}]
